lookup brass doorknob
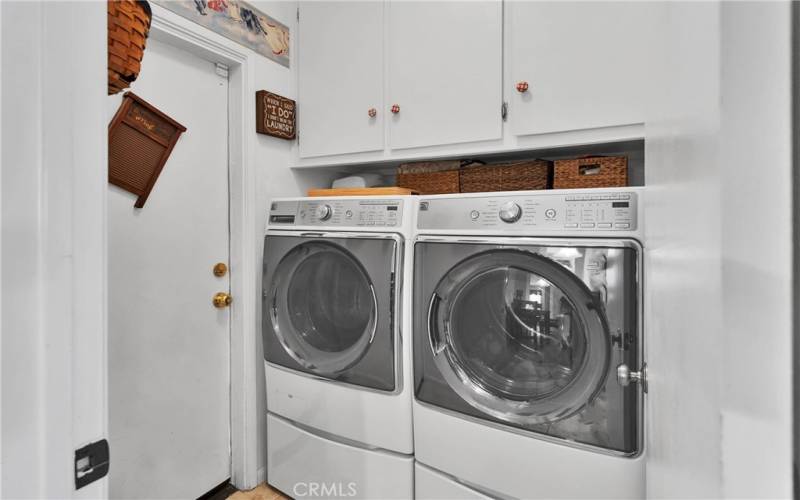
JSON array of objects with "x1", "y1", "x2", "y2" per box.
[{"x1": 213, "y1": 292, "x2": 232, "y2": 308}]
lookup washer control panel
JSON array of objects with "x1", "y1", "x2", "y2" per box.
[
  {"x1": 418, "y1": 191, "x2": 637, "y2": 231},
  {"x1": 269, "y1": 199, "x2": 403, "y2": 228}
]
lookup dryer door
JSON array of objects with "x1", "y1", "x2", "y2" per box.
[
  {"x1": 263, "y1": 234, "x2": 399, "y2": 391},
  {"x1": 427, "y1": 248, "x2": 610, "y2": 425}
]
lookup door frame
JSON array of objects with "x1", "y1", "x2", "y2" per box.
[{"x1": 149, "y1": 5, "x2": 260, "y2": 488}]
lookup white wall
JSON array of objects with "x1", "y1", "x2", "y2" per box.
[
  {"x1": 1, "y1": 1, "x2": 108, "y2": 498},
  {"x1": 718, "y1": 3, "x2": 793, "y2": 496},
  {"x1": 646, "y1": 2, "x2": 793, "y2": 497},
  {"x1": 246, "y1": 0, "x2": 302, "y2": 484}
]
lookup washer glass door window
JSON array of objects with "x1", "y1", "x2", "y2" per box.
[
  {"x1": 264, "y1": 234, "x2": 399, "y2": 392},
  {"x1": 415, "y1": 241, "x2": 641, "y2": 454},
  {"x1": 273, "y1": 241, "x2": 377, "y2": 374}
]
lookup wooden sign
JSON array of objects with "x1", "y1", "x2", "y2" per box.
[
  {"x1": 256, "y1": 90, "x2": 296, "y2": 140},
  {"x1": 108, "y1": 92, "x2": 187, "y2": 208}
]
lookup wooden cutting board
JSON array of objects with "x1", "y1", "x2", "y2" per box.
[{"x1": 307, "y1": 187, "x2": 418, "y2": 197}]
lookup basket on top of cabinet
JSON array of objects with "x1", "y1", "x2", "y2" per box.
[
  {"x1": 460, "y1": 159, "x2": 552, "y2": 193},
  {"x1": 553, "y1": 156, "x2": 628, "y2": 189}
]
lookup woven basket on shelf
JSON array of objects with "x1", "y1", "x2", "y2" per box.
[
  {"x1": 553, "y1": 156, "x2": 628, "y2": 189},
  {"x1": 396, "y1": 160, "x2": 461, "y2": 194},
  {"x1": 460, "y1": 160, "x2": 552, "y2": 193},
  {"x1": 108, "y1": 0, "x2": 152, "y2": 95}
]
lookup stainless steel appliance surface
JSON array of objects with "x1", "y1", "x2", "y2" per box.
[
  {"x1": 263, "y1": 198, "x2": 406, "y2": 391},
  {"x1": 413, "y1": 189, "x2": 645, "y2": 455}
]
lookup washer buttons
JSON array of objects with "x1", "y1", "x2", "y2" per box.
[
  {"x1": 545, "y1": 208, "x2": 557, "y2": 219},
  {"x1": 345, "y1": 210, "x2": 353, "y2": 218},
  {"x1": 615, "y1": 222, "x2": 631, "y2": 229},
  {"x1": 470, "y1": 210, "x2": 481, "y2": 221},
  {"x1": 580, "y1": 223, "x2": 596, "y2": 228},
  {"x1": 597, "y1": 223, "x2": 613, "y2": 229}
]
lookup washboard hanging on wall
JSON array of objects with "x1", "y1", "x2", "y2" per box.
[{"x1": 108, "y1": 92, "x2": 187, "y2": 208}]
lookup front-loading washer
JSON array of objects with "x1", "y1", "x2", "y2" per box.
[
  {"x1": 262, "y1": 196, "x2": 415, "y2": 499},
  {"x1": 412, "y1": 188, "x2": 646, "y2": 499}
]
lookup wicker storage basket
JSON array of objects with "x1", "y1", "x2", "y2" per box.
[
  {"x1": 396, "y1": 160, "x2": 461, "y2": 194},
  {"x1": 460, "y1": 160, "x2": 552, "y2": 193},
  {"x1": 553, "y1": 156, "x2": 628, "y2": 189},
  {"x1": 108, "y1": 0, "x2": 152, "y2": 95}
]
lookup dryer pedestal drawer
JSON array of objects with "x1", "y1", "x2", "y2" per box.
[
  {"x1": 265, "y1": 363, "x2": 413, "y2": 454},
  {"x1": 415, "y1": 462, "x2": 492, "y2": 500},
  {"x1": 267, "y1": 413, "x2": 413, "y2": 500},
  {"x1": 413, "y1": 402, "x2": 645, "y2": 499}
]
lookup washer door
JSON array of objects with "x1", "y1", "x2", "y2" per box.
[
  {"x1": 428, "y1": 249, "x2": 610, "y2": 425},
  {"x1": 270, "y1": 241, "x2": 378, "y2": 375}
]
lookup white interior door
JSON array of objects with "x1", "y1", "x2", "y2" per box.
[{"x1": 107, "y1": 38, "x2": 231, "y2": 498}]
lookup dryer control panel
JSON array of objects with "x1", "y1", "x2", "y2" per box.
[
  {"x1": 269, "y1": 199, "x2": 403, "y2": 228},
  {"x1": 418, "y1": 191, "x2": 638, "y2": 231}
]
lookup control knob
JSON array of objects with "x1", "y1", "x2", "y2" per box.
[
  {"x1": 498, "y1": 202, "x2": 522, "y2": 223},
  {"x1": 315, "y1": 204, "x2": 333, "y2": 221}
]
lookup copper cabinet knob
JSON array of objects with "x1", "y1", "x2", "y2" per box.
[
  {"x1": 368, "y1": 108, "x2": 377, "y2": 118},
  {"x1": 516, "y1": 81, "x2": 530, "y2": 93},
  {"x1": 390, "y1": 104, "x2": 400, "y2": 114}
]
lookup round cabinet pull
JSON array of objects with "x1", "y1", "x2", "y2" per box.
[
  {"x1": 368, "y1": 107, "x2": 377, "y2": 118},
  {"x1": 390, "y1": 104, "x2": 400, "y2": 114},
  {"x1": 516, "y1": 81, "x2": 530, "y2": 93}
]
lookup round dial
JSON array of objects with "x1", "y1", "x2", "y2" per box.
[
  {"x1": 498, "y1": 202, "x2": 522, "y2": 223},
  {"x1": 315, "y1": 204, "x2": 333, "y2": 221}
]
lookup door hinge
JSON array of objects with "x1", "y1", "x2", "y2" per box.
[
  {"x1": 215, "y1": 62, "x2": 229, "y2": 78},
  {"x1": 75, "y1": 439, "x2": 110, "y2": 489},
  {"x1": 296, "y1": 7, "x2": 299, "y2": 21},
  {"x1": 501, "y1": 101, "x2": 508, "y2": 121}
]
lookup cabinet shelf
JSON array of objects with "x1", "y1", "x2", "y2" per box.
[{"x1": 292, "y1": 138, "x2": 646, "y2": 196}]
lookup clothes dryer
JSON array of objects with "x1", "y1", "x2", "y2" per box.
[{"x1": 263, "y1": 196, "x2": 415, "y2": 499}]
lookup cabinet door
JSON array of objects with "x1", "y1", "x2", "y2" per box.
[
  {"x1": 508, "y1": 1, "x2": 660, "y2": 136},
  {"x1": 388, "y1": 1, "x2": 502, "y2": 150},
  {"x1": 298, "y1": 2, "x2": 384, "y2": 158}
]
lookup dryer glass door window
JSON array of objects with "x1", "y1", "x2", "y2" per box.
[
  {"x1": 429, "y1": 250, "x2": 610, "y2": 425},
  {"x1": 270, "y1": 241, "x2": 377, "y2": 375}
]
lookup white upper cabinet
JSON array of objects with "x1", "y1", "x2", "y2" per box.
[
  {"x1": 388, "y1": 1, "x2": 503, "y2": 150},
  {"x1": 507, "y1": 1, "x2": 659, "y2": 136},
  {"x1": 297, "y1": 2, "x2": 384, "y2": 158}
]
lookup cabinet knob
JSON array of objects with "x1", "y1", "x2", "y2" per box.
[
  {"x1": 516, "y1": 81, "x2": 529, "y2": 93},
  {"x1": 368, "y1": 107, "x2": 377, "y2": 118},
  {"x1": 390, "y1": 104, "x2": 400, "y2": 114}
]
